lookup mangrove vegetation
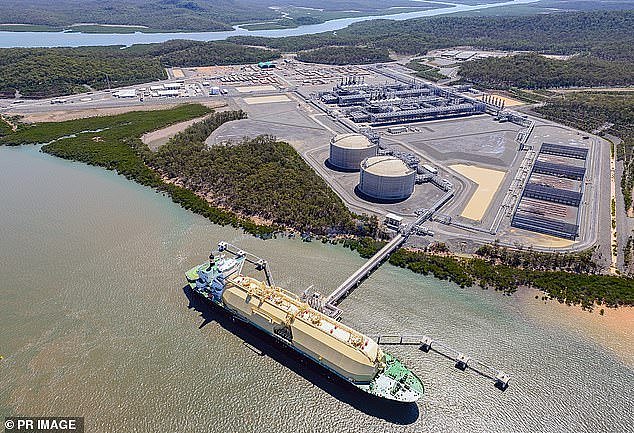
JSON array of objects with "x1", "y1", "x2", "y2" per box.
[
  {"x1": 0, "y1": 104, "x2": 272, "y2": 236},
  {"x1": 340, "y1": 238, "x2": 634, "y2": 309}
]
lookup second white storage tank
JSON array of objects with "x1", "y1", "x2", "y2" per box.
[{"x1": 359, "y1": 156, "x2": 415, "y2": 201}]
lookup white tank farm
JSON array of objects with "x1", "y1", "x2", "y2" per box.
[
  {"x1": 328, "y1": 133, "x2": 377, "y2": 171},
  {"x1": 359, "y1": 156, "x2": 416, "y2": 201}
]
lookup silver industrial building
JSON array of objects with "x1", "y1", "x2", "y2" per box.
[
  {"x1": 328, "y1": 133, "x2": 377, "y2": 170},
  {"x1": 359, "y1": 156, "x2": 416, "y2": 201}
]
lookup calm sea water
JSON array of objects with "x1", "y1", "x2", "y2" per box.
[
  {"x1": 0, "y1": 145, "x2": 632, "y2": 432},
  {"x1": 0, "y1": 0, "x2": 538, "y2": 48}
]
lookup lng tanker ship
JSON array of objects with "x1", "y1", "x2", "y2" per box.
[{"x1": 185, "y1": 242, "x2": 424, "y2": 403}]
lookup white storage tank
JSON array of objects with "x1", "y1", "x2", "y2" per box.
[
  {"x1": 359, "y1": 156, "x2": 416, "y2": 201},
  {"x1": 328, "y1": 133, "x2": 377, "y2": 171}
]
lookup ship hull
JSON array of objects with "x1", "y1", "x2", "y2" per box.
[
  {"x1": 187, "y1": 278, "x2": 422, "y2": 403},
  {"x1": 189, "y1": 285, "x2": 417, "y2": 407}
]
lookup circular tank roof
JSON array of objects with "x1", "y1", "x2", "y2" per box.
[
  {"x1": 331, "y1": 133, "x2": 373, "y2": 149},
  {"x1": 362, "y1": 156, "x2": 414, "y2": 177}
]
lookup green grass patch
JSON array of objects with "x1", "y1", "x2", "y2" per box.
[
  {"x1": 405, "y1": 60, "x2": 446, "y2": 82},
  {"x1": 0, "y1": 24, "x2": 61, "y2": 32},
  {"x1": 64, "y1": 25, "x2": 152, "y2": 34}
]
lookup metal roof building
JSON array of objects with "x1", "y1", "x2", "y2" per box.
[
  {"x1": 523, "y1": 183, "x2": 582, "y2": 207},
  {"x1": 540, "y1": 143, "x2": 588, "y2": 160},
  {"x1": 511, "y1": 213, "x2": 578, "y2": 240},
  {"x1": 114, "y1": 89, "x2": 136, "y2": 98},
  {"x1": 532, "y1": 161, "x2": 586, "y2": 181}
]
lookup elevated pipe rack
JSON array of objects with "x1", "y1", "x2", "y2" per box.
[{"x1": 324, "y1": 233, "x2": 407, "y2": 306}]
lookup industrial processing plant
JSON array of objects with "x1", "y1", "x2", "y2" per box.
[
  {"x1": 319, "y1": 77, "x2": 486, "y2": 126},
  {"x1": 18, "y1": 56, "x2": 607, "y2": 253}
]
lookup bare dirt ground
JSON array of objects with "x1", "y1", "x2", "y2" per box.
[
  {"x1": 243, "y1": 95, "x2": 291, "y2": 105},
  {"x1": 142, "y1": 113, "x2": 214, "y2": 151},
  {"x1": 478, "y1": 93, "x2": 524, "y2": 107},
  {"x1": 450, "y1": 163, "x2": 506, "y2": 221},
  {"x1": 141, "y1": 100, "x2": 232, "y2": 150}
]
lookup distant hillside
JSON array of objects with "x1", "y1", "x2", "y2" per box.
[
  {"x1": 0, "y1": 0, "x2": 277, "y2": 32},
  {"x1": 0, "y1": 0, "x2": 457, "y2": 32},
  {"x1": 0, "y1": 42, "x2": 279, "y2": 98},
  {"x1": 459, "y1": 53, "x2": 634, "y2": 89},
  {"x1": 231, "y1": 10, "x2": 634, "y2": 62}
]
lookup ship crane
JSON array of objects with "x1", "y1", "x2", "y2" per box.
[{"x1": 217, "y1": 241, "x2": 274, "y2": 287}]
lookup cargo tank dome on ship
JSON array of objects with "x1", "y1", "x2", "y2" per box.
[
  {"x1": 328, "y1": 133, "x2": 377, "y2": 171},
  {"x1": 359, "y1": 155, "x2": 415, "y2": 201}
]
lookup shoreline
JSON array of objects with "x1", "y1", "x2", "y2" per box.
[
  {"x1": 2, "y1": 105, "x2": 631, "y2": 314},
  {"x1": 518, "y1": 287, "x2": 634, "y2": 367}
]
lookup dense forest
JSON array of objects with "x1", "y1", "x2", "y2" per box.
[
  {"x1": 459, "y1": 53, "x2": 634, "y2": 89},
  {"x1": 0, "y1": 42, "x2": 278, "y2": 98},
  {"x1": 149, "y1": 120, "x2": 355, "y2": 233},
  {"x1": 0, "y1": 46, "x2": 166, "y2": 98},
  {"x1": 341, "y1": 238, "x2": 634, "y2": 309},
  {"x1": 0, "y1": 0, "x2": 280, "y2": 32},
  {"x1": 535, "y1": 93, "x2": 634, "y2": 211},
  {"x1": 130, "y1": 40, "x2": 280, "y2": 67},
  {"x1": 296, "y1": 46, "x2": 391, "y2": 65},
  {"x1": 230, "y1": 10, "x2": 634, "y2": 68}
]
